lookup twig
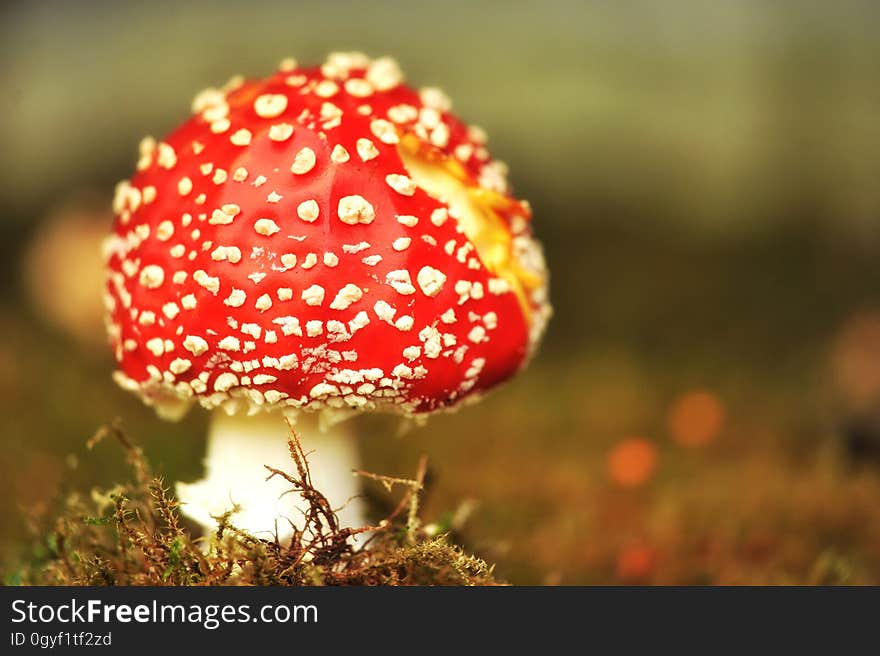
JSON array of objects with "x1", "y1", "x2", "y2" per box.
[
  {"x1": 355, "y1": 455, "x2": 428, "y2": 545},
  {"x1": 88, "y1": 419, "x2": 151, "y2": 486}
]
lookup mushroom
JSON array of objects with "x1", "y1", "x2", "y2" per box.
[{"x1": 103, "y1": 52, "x2": 551, "y2": 541}]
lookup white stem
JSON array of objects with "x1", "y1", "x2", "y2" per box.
[{"x1": 176, "y1": 411, "x2": 366, "y2": 542}]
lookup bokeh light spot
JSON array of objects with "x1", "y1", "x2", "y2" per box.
[
  {"x1": 668, "y1": 390, "x2": 725, "y2": 447},
  {"x1": 607, "y1": 437, "x2": 657, "y2": 487},
  {"x1": 616, "y1": 543, "x2": 656, "y2": 581}
]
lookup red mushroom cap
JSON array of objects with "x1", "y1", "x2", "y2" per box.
[{"x1": 104, "y1": 53, "x2": 551, "y2": 419}]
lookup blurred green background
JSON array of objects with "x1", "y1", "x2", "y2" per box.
[{"x1": 2, "y1": 0, "x2": 880, "y2": 584}]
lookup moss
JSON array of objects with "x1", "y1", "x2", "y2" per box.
[{"x1": 17, "y1": 423, "x2": 500, "y2": 586}]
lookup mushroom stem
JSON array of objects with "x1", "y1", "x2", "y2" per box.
[{"x1": 176, "y1": 411, "x2": 366, "y2": 542}]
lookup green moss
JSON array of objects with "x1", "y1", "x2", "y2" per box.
[{"x1": 18, "y1": 424, "x2": 500, "y2": 587}]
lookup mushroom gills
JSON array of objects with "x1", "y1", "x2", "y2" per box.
[{"x1": 397, "y1": 135, "x2": 543, "y2": 321}]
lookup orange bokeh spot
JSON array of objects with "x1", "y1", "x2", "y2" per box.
[
  {"x1": 668, "y1": 390, "x2": 725, "y2": 447},
  {"x1": 616, "y1": 544, "x2": 656, "y2": 581},
  {"x1": 607, "y1": 438, "x2": 657, "y2": 487}
]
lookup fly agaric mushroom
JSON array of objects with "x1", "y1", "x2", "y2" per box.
[{"x1": 104, "y1": 52, "x2": 551, "y2": 540}]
